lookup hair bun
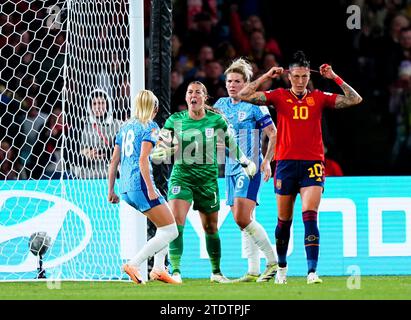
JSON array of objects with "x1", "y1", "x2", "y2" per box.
[
  {"x1": 289, "y1": 50, "x2": 310, "y2": 68},
  {"x1": 293, "y1": 51, "x2": 306, "y2": 63}
]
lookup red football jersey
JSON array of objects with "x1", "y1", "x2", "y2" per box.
[{"x1": 264, "y1": 88, "x2": 337, "y2": 161}]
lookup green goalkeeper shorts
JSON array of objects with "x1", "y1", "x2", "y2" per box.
[{"x1": 168, "y1": 180, "x2": 220, "y2": 214}]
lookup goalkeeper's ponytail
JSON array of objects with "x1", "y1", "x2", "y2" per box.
[{"x1": 134, "y1": 89, "x2": 159, "y2": 126}]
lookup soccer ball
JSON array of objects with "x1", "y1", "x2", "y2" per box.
[
  {"x1": 151, "y1": 129, "x2": 179, "y2": 161},
  {"x1": 28, "y1": 231, "x2": 51, "y2": 256},
  {"x1": 158, "y1": 129, "x2": 178, "y2": 147}
]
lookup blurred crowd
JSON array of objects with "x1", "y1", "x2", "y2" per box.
[
  {"x1": 352, "y1": 0, "x2": 411, "y2": 174},
  {"x1": 1, "y1": 0, "x2": 411, "y2": 180},
  {"x1": 168, "y1": 0, "x2": 411, "y2": 176}
]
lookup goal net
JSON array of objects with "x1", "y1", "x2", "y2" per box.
[{"x1": 0, "y1": 0, "x2": 144, "y2": 281}]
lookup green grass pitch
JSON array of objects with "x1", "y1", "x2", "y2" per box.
[{"x1": 0, "y1": 276, "x2": 410, "y2": 300}]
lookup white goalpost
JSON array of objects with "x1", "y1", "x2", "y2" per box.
[{"x1": 0, "y1": 0, "x2": 147, "y2": 281}]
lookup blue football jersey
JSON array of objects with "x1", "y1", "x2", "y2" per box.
[
  {"x1": 214, "y1": 97, "x2": 273, "y2": 176},
  {"x1": 115, "y1": 119, "x2": 159, "y2": 193}
]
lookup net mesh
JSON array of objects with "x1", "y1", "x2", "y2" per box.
[{"x1": 0, "y1": 0, "x2": 137, "y2": 280}]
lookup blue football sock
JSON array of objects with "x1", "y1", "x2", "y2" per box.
[
  {"x1": 275, "y1": 218, "x2": 292, "y2": 268},
  {"x1": 303, "y1": 210, "x2": 320, "y2": 274}
]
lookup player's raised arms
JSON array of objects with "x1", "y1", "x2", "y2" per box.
[
  {"x1": 237, "y1": 66, "x2": 284, "y2": 105},
  {"x1": 319, "y1": 63, "x2": 362, "y2": 109}
]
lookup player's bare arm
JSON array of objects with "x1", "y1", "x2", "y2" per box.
[
  {"x1": 238, "y1": 66, "x2": 284, "y2": 105},
  {"x1": 262, "y1": 124, "x2": 276, "y2": 163},
  {"x1": 261, "y1": 123, "x2": 277, "y2": 182},
  {"x1": 334, "y1": 82, "x2": 363, "y2": 109},
  {"x1": 108, "y1": 145, "x2": 120, "y2": 204},
  {"x1": 319, "y1": 64, "x2": 363, "y2": 109}
]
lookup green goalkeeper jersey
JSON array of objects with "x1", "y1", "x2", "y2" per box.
[{"x1": 164, "y1": 109, "x2": 235, "y2": 186}]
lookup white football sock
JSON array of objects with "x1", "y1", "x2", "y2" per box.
[
  {"x1": 129, "y1": 222, "x2": 178, "y2": 268},
  {"x1": 244, "y1": 220, "x2": 277, "y2": 265},
  {"x1": 153, "y1": 246, "x2": 168, "y2": 271},
  {"x1": 242, "y1": 229, "x2": 260, "y2": 275}
]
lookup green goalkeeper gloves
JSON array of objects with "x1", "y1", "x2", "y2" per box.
[
  {"x1": 151, "y1": 145, "x2": 177, "y2": 161},
  {"x1": 239, "y1": 156, "x2": 257, "y2": 178}
]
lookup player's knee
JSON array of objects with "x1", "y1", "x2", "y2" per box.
[
  {"x1": 203, "y1": 223, "x2": 218, "y2": 234},
  {"x1": 234, "y1": 216, "x2": 251, "y2": 229},
  {"x1": 233, "y1": 209, "x2": 252, "y2": 229}
]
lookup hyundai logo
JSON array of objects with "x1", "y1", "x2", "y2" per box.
[{"x1": 0, "y1": 190, "x2": 92, "y2": 272}]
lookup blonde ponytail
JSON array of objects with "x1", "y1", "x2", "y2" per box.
[{"x1": 134, "y1": 90, "x2": 158, "y2": 125}]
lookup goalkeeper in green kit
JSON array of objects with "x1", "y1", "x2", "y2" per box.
[{"x1": 152, "y1": 81, "x2": 257, "y2": 283}]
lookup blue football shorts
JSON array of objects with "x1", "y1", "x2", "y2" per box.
[
  {"x1": 225, "y1": 171, "x2": 262, "y2": 206},
  {"x1": 121, "y1": 189, "x2": 166, "y2": 213},
  {"x1": 274, "y1": 160, "x2": 325, "y2": 195}
]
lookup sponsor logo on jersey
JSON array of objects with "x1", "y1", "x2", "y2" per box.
[
  {"x1": 286, "y1": 99, "x2": 293, "y2": 104},
  {"x1": 238, "y1": 112, "x2": 246, "y2": 121},
  {"x1": 205, "y1": 128, "x2": 214, "y2": 138},
  {"x1": 171, "y1": 186, "x2": 181, "y2": 195},
  {"x1": 306, "y1": 97, "x2": 315, "y2": 106}
]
